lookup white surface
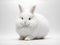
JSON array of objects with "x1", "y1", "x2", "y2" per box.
[{"x1": 0, "y1": 33, "x2": 60, "y2": 45}]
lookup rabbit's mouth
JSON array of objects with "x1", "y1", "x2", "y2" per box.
[
  {"x1": 22, "y1": 22, "x2": 30, "y2": 27},
  {"x1": 23, "y1": 25, "x2": 29, "y2": 27}
]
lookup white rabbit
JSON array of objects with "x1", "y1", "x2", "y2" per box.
[{"x1": 16, "y1": 5, "x2": 49, "y2": 40}]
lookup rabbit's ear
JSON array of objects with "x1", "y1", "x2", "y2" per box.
[
  {"x1": 18, "y1": 5, "x2": 23, "y2": 13},
  {"x1": 31, "y1": 5, "x2": 36, "y2": 14}
]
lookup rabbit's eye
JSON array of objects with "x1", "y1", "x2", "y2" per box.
[
  {"x1": 29, "y1": 18, "x2": 31, "y2": 20},
  {"x1": 21, "y1": 17, "x2": 23, "y2": 20}
]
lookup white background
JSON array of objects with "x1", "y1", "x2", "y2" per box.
[{"x1": 0, "y1": 0, "x2": 60, "y2": 45}]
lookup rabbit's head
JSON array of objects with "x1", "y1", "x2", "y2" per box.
[{"x1": 18, "y1": 5, "x2": 38, "y2": 28}]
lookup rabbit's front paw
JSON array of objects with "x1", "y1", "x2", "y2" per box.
[
  {"x1": 25, "y1": 37, "x2": 31, "y2": 41},
  {"x1": 25, "y1": 36, "x2": 34, "y2": 41}
]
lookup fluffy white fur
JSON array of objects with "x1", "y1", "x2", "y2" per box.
[{"x1": 16, "y1": 5, "x2": 49, "y2": 40}]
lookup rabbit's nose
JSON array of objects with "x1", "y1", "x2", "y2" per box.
[
  {"x1": 24, "y1": 21, "x2": 29, "y2": 25},
  {"x1": 24, "y1": 21, "x2": 26, "y2": 24}
]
